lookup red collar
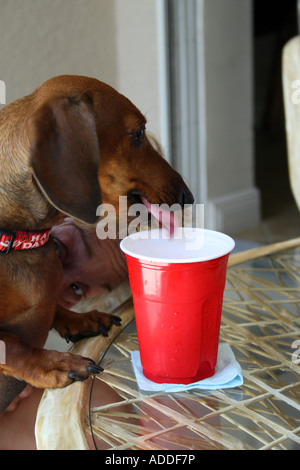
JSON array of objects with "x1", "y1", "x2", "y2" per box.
[{"x1": 0, "y1": 228, "x2": 51, "y2": 254}]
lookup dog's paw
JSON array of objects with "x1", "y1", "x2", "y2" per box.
[
  {"x1": 64, "y1": 311, "x2": 122, "y2": 343},
  {"x1": 24, "y1": 350, "x2": 103, "y2": 389}
]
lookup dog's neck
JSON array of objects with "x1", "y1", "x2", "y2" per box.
[
  {"x1": 0, "y1": 103, "x2": 61, "y2": 232},
  {"x1": 0, "y1": 171, "x2": 60, "y2": 232}
]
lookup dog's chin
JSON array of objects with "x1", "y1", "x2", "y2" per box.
[
  {"x1": 127, "y1": 190, "x2": 145, "y2": 205},
  {"x1": 125, "y1": 191, "x2": 153, "y2": 232}
]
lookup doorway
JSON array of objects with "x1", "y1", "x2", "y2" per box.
[{"x1": 254, "y1": 0, "x2": 298, "y2": 218}]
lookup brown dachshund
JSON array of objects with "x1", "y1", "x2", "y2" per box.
[{"x1": 0, "y1": 75, "x2": 193, "y2": 412}]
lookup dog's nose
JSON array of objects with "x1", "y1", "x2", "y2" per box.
[{"x1": 178, "y1": 186, "x2": 194, "y2": 207}]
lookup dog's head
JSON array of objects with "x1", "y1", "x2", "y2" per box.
[{"x1": 28, "y1": 75, "x2": 193, "y2": 225}]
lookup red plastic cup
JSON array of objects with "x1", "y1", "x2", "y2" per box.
[{"x1": 120, "y1": 228, "x2": 235, "y2": 384}]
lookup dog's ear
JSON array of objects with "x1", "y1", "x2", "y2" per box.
[{"x1": 28, "y1": 96, "x2": 101, "y2": 224}]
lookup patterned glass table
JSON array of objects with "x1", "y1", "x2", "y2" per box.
[{"x1": 35, "y1": 238, "x2": 300, "y2": 450}]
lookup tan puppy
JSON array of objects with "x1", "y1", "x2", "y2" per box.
[{"x1": 0, "y1": 75, "x2": 193, "y2": 412}]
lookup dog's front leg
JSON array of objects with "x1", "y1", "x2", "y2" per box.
[
  {"x1": 0, "y1": 330, "x2": 102, "y2": 392},
  {"x1": 52, "y1": 305, "x2": 121, "y2": 343}
]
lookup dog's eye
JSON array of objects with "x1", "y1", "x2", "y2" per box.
[{"x1": 130, "y1": 126, "x2": 145, "y2": 146}]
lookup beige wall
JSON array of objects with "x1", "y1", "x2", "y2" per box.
[
  {"x1": 114, "y1": 0, "x2": 162, "y2": 139},
  {"x1": 204, "y1": 0, "x2": 254, "y2": 199},
  {"x1": 0, "y1": 0, "x2": 258, "y2": 232},
  {"x1": 203, "y1": 0, "x2": 260, "y2": 231},
  {"x1": 0, "y1": 0, "x2": 161, "y2": 137},
  {"x1": 0, "y1": 0, "x2": 117, "y2": 98}
]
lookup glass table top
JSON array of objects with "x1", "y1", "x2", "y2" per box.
[{"x1": 86, "y1": 246, "x2": 300, "y2": 450}]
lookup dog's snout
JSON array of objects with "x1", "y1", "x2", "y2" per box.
[{"x1": 178, "y1": 186, "x2": 194, "y2": 207}]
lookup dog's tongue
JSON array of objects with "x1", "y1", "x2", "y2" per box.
[{"x1": 141, "y1": 197, "x2": 179, "y2": 237}]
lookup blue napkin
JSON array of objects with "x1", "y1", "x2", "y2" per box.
[{"x1": 131, "y1": 343, "x2": 243, "y2": 392}]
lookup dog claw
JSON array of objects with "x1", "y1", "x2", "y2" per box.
[
  {"x1": 65, "y1": 333, "x2": 77, "y2": 343},
  {"x1": 68, "y1": 361, "x2": 103, "y2": 382},
  {"x1": 82, "y1": 356, "x2": 96, "y2": 363},
  {"x1": 98, "y1": 326, "x2": 108, "y2": 337},
  {"x1": 68, "y1": 371, "x2": 85, "y2": 381},
  {"x1": 86, "y1": 364, "x2": 103, "y2": 374},
  {"x1": 111, "y1": 315, "x2": 122, "y2": 326}
]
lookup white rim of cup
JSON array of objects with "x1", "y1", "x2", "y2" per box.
[{"x1": 120, "y1": 228, "x2": 235, "y2": 263}]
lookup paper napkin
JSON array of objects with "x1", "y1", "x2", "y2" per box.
[{"x1": 131, "y1": 343, "x2": 243, "y2": 392}]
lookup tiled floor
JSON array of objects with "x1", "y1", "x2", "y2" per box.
[{"x1": 232, "y1": 200, "x2": 300, "y2": 251}]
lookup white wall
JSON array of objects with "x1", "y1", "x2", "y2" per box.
[
  {"x1": 0, "y1": 0, "x2": 162, "y2": 139},
  {"x1": 0, "y1": 0, "x2": 259, "y2": 233},
  {"x1": 0, "y1": 0, "x2": 118, "y2": 100},
  {"x1": 204, "y1": 0, "x2": 254, "y2": 199},
  {"x1": 202, "y1": 0, "x2": 260, "y2": 232},
  {"x1": 114, "y1": 0, "x2": 162, "y2": 140}
]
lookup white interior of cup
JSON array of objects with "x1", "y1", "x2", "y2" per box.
[{"x1": 120, "y1": 228, "x2": 235, "y2": 263}]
